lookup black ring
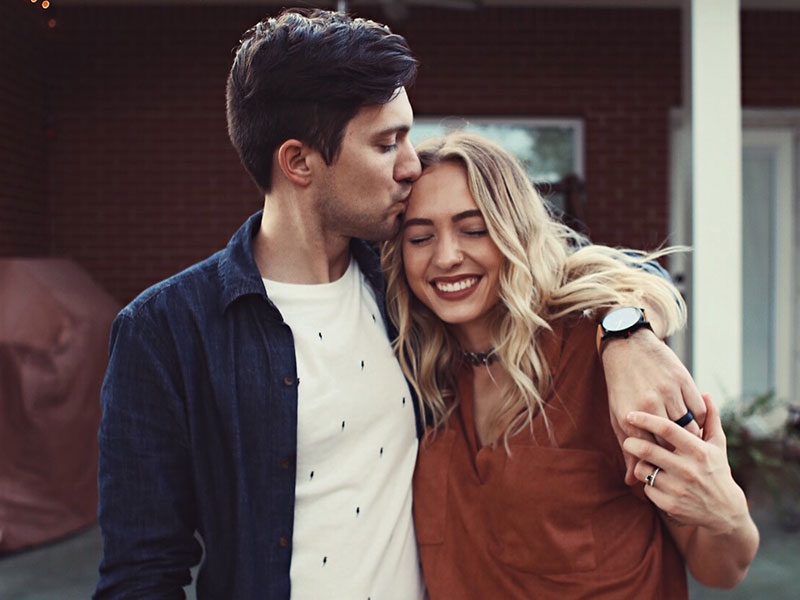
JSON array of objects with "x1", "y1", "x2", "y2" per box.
[{"x1": 674, "y1": 410, "x2": 694, "y2": 428}]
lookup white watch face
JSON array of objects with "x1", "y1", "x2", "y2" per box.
[{"x1": 603, "y1": 307, "x2": 642, "y2": 332}]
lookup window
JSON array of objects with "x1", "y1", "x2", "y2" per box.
[{"x1": 409, "y1": 118, "x2": 584, "y2": 219}]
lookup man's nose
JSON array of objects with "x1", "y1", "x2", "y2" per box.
[{"x1": 395, "y1": 138, "x2": 421, "y2": 183}]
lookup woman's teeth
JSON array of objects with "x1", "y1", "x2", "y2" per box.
[{"x1": 435, "y1": 277, "x2": 478, "y2": 293}]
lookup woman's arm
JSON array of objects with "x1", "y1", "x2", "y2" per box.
[{"x1": 622, "y1": 394, "x2": 759, "y2": 589}]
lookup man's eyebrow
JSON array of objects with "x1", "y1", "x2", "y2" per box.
[{"x1": 372, "y1": 125, "x2": 411, "y2": 139}]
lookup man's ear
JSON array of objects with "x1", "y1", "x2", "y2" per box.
[{"x1": 275, "y1": 139, "x2": 316, "y2": 187}]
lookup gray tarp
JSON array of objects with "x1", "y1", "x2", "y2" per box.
[{"x1": 0, "y1": 259, "x2": 119, "y2": 553}]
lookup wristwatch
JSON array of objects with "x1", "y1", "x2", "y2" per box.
[{"x1": 596, "y1": 307, "x2": 653, "y2": 354}]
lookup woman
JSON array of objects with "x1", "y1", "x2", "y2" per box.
[{"x1": 382, "y1": 132, "x2": 758, "y2": 598}]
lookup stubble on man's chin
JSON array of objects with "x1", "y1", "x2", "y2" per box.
[
  {"x1": 317, "y1": 189, "x2": 406, "y2": 243},
  {"x1": 349, "y1": 202, "x2": 408, "y2": 242},
  {"x1": 356, "y1": 215, "x2": 403, "y2": 243}
]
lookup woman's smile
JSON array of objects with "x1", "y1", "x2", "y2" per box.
[{"x1": 432, "y1": 275, "x2": 481, "y2": 297}]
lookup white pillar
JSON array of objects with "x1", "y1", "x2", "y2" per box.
[{"x1": 689, "y1": 0, "x2": 742, "y2": 405}]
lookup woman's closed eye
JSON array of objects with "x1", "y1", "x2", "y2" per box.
[{"x1": 406, "y1": 234, "x2": 433, "y2": 245}]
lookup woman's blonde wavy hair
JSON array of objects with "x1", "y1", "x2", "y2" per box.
[{"x1": 381, "y1": 132, "x2": 687, "y2": 447}]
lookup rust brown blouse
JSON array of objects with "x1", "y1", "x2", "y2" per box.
[{"x1": 413, "y1": 316, "x2": 687, "y2": 599}]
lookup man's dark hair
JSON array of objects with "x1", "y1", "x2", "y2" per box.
[{"x1": 226, "y1": 8, "x2": 418, "y2": 192}]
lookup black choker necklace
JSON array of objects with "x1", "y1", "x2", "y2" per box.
[{"x1": 462, "y1": 348, "x2": 498, "y2": 367}]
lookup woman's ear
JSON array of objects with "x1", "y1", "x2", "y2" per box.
[{"x1": 275, "y1": 139, "x2": 315, "y2": 187}]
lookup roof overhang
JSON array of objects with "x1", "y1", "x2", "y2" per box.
[{"x1": 48, "y1": 0, "x2": 800, "y2": 10}]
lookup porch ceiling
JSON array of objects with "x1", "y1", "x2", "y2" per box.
[{"x1": 48, "y1": 0, "x2": 800, "y2": 10}]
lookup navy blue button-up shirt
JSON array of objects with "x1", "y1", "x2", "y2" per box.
[{"x1": 95, "y1": 212, "x2": 414, "y2": 599}]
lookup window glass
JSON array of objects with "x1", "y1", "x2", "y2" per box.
[
  {"x1": 410, "y1": 118, "x2": 584, "y2": 218},
  {"x1": 409, "y1": 118, "x2": 582, "y2": 183}
]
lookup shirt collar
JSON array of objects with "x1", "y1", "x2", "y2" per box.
[
  {"x1": 217, "y1": 211, "x2": 270, "y2": 312},
  {"x1": 217, "y1": 211, "x2": 387, "y2": 313}
]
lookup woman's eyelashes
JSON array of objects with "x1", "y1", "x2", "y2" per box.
[
  {"x1": 464, "y1": 228, "x2": 488, "y2": 237},
  {"x1": 406, "y1": 233, "x2": 432, "y2": 245},
  {"x1": 405, "y1": 228, "x2": 487, "y2": 246}
]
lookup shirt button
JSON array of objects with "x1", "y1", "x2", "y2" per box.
[
  {"x1": 279, "y1": 536, "x2": 289, "y2": 548},
  {"x1": 282, "y1": 376, "x2": 295, "y2": 387}
]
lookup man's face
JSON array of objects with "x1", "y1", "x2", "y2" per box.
[{"x1": 316, "y1": 88, "x2": 421, "y2": 242}]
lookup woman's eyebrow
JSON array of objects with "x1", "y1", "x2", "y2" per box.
[
  {"x1": 401, "y1": 217, "x2": 433, "y2": 230},
  {"x1": 452, "y1": 210, "x2": 483, "y2": 222},
  {"x1": 402, "y1": 210, "x2": 483, "y2": 230}
]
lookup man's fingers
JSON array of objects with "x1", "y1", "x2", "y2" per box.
[
  {"x1": 679, "y1": 376, "x2": 706, "y2": 431},
  {"x1": 681, "y1": 419, "x2": 702, "y2": 437},
  {"x1": 658, "y1": 372, "x2": 705, "y2": 436},
  {"x1": 625, "y1": 411, "x2": 700, "y2": 454},
  {"x1": 700, "y1": 393, "x2": 726, "y2": 448},
  {"x1": 611, "y1": 415, "x2": 657, "y2": 486}
]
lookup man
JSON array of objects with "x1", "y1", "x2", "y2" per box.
[{"x1": 95, "y1": 8, "x2": 704, "y2": 599}]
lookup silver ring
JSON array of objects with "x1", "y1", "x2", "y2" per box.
[{"x1": 645, "y1": 467, "x2": 661, "y2": 487}]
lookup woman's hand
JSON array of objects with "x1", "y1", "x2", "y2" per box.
[
  {"x1": 622, "y1": 393, "x2": 747, "y2": 534},
  {"x1": 623, "y1": 393, "x2": 759, "y2": 588}
]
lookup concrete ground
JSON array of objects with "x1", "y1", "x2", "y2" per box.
[{"x1": 0, "y1": 508, "x2": 797, "y2": 599}]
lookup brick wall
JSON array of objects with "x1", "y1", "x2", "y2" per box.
[
  {"x1": 403, "y1": 7, "x2": 682, "y2": 250},
  {"x1": 742, "y1": 11, "x2": 800, "y2": 106},
  {"x1": 46, "y1": 6, "x2": 268, "y2": 303},
  {"x1": 44, "y1": 5, "x2": 684, "y2": 303},
  {"x1": 26, "y1": 5, "x2": 800, "y2": 304},
  {"x1": 0, "y1": 1, "x2": 48, "y2": 256}
]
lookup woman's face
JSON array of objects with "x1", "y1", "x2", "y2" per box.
[{"x1": 401, "y1": 161, "x2": 505, "y2": 348}]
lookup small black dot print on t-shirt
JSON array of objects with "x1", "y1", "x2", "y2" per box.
[
  {"x1": 310, "y1": 471, "x2": 314, "y2": 480},
  {"x1": 372, "y1": 314, "x2": 376, "y2": 322},
  {"x1": 318, "y1": 331, "x2": 322, "y2": 340},
  {"x1": 379, "y1": 447, "x2": 384, "y2": 457},
  {"x1": 323, "y1": 556, "x2": 327, "y2": 566},
  {"x1": 341, "y1": 421, "x2": 345, "y2": 431},
  {"x1": 402, "y1": 396, "x2": 406, "y2": 406},
  {"x1": 361, "y1": 359, "x2": 365, "y2": 370},
  {"x1": 356, "y1": 506, "x2": 360, "y2": 517}
]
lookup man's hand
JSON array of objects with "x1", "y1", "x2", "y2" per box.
[{"x1": 601, "y1": 328, "x2": 705, "y2": 485}]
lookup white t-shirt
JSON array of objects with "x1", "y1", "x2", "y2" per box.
[{"x1": 263, "y1": 258, "x2": 424, "y2": 600}]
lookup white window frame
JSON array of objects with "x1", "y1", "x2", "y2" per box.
[{"x1": 411, "y1": 116, "x2": 585, "y2": 184}]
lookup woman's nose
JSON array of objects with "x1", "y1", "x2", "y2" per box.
[{"x1": 434, "y1": 237, "x2": 464, "y2": 270}]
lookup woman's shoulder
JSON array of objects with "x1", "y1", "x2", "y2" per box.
[{"x1": 539, "y1": 311, "x2": 600, "y2": 372}]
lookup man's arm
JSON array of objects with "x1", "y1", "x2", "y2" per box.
[
  {"x1": 601, "y1": 299, "x2": 706, "y2": 485},
  {"x1": 94, "y1": 313, "x2": 202, "y2": 599}
]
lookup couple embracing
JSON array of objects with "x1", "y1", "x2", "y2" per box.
[{"x1": 95, "y1": 9, "x2": 757, "y2": 599}]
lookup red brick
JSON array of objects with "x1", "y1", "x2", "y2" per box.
[{"x1": 3, "y1": 5, "x2": 798, "y2": 303}]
